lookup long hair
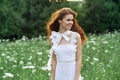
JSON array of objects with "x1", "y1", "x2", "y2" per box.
[{"x1": 47, "y1": 7, "x2": 87, "y2": 46}]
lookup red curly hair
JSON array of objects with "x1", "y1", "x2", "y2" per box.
[{"x1": 47, "y1": 7, "x2": 87, "y2": 46}]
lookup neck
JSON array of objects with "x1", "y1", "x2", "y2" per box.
[{"x1": 59, "y1": 26, "x2": 68, "y2": 33}]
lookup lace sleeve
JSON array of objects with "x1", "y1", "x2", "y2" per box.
[
  {"x1": 71, "y1": 32, "x2": 81, "y2": 45},
  {"x1": 49, "y1": 31, "x2": 56, "y2": 44}
]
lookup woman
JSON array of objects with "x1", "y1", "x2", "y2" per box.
[{"x1": 47, "y1": 7, "x2": 87, "y2": 80}]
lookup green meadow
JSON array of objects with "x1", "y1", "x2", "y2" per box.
[{"x1": 0, "y1": 31, "x2": 120, "y2": 80}]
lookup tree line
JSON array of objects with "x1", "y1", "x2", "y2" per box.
[{"x1": 0, "y1": 0, "x2": 120, "y2": 39}]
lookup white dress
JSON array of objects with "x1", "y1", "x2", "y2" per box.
[{"x1": 50, "y1": 30, "x2": 83, "y2": 80}]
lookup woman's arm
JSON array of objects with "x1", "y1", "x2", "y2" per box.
[
  {"x1": 49, "y1": 39, "x2": 57, "y2": 80},
  {"x1": 74, "y1": 33, "x2": 82, "y2": 80},
  {"x1": 50, "y1": 53, "x2": 57, "y2": 80}
]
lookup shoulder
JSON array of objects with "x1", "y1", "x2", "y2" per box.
[
  {"x1": 71, "y1": 31, "x2": 81, "y2": 44},
  {"x1": 71, "y1": 31, "x2": 82, "y2": 46},
  {"x1": 72, "y1": 31, "x2": 81, "y2": 43},
  {"x1": 49, "y1": 31, "x2": 58, "y2": 44},
  {"x1": 71, "y1": 31, "x2": 81, "y2": 39},
  {"x1": 49, "y1": 31, "x2": 56, "y2": 39}
]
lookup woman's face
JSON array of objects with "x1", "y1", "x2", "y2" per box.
[{"x1": 59, "y1": 14, "x2": 74, "y2": 30}]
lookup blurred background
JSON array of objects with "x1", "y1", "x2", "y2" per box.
[
  {"x1": 0, "y1": 0, "x2": 120, "y2": 80},
  {"x1": 0, "y1": 0, "x2": 119, "y2": 40}
]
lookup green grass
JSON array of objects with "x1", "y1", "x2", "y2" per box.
[{"x1": 0, "y1": 31, "x2": 120, "y2": 80}]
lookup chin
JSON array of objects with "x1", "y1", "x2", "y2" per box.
[{"x1": 66, "y1": 26, "x2": 72, "y2": 30}]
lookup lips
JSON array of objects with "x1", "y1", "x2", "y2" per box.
[{"x1": 67, "y1": 24, "x2": 72, "y2": 29}]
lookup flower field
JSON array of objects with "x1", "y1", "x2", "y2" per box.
[{"x1": 0, "y1": 31, "x2": 120, "y2": 80}]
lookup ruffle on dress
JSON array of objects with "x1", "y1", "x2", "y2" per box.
[
  {"x1": 71, "y1": 32, "x2": 78, "y2": 44},
  {"x1": 50, "y1": 31, "x2": 58, "y2": 44}
]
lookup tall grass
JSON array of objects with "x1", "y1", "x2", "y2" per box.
[
  {"x1": 82, "y1": 31, "x2": 120, "y2": 80},
  {"x1": 0, "y1": 31, "x2": 120, "y2": 80}
]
